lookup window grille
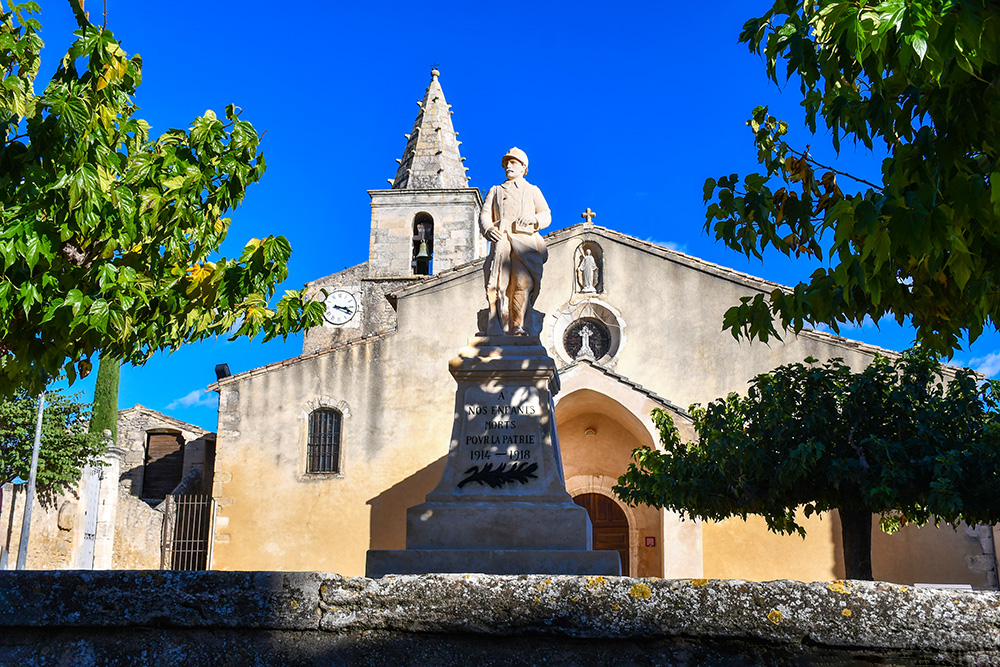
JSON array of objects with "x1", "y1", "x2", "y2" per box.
[{"x1": 308, "y1": 409, "x2": 342, "y2": 473}]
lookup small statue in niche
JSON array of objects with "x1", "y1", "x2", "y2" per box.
[{"x1": 577, "y1": 248, "x2": 599, "y2": 294}]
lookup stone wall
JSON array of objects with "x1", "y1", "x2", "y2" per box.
[
  {"x1": 303, "y1": 262, "x2": 423, "y2": 354},
  {"x1": 367, "y1": 188, "x2": 483, "y2": 279},
  {"x1": 0, "y1": 447, "x2": 123, "y2": 570},
  {"x1": 0, "y1": 572, "x2": 998, "y2": 666},
  {"x1": 1, "y1": 479, "x2": 164, "y2": 571},
  {"x1": 117, "y1": 405, "x2": 210, "y2": 499},
  {"x1": 0, "y1": 482, "x2": 75, "y2": 570},
  {"x1": 2, "y1": 406, "x2": 208, "y2": 571},
  {"x1": 112, "y1": 492, "x2": 163, "y2": 569}
]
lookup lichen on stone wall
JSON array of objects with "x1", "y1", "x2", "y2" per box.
[{"x1": 2, "y1": 572, "x2": 1000, "y2": 665}]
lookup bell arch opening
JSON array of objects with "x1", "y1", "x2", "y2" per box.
[{"x1": 412, "y1": 212, "x2": 434, "y2": 275}]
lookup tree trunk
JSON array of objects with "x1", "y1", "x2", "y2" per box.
[
  {"x1": 840, "y1": 507, "x2": 873, "y2": 580},
  {"x1": 91, "y1": 356, "x2": 120, "y2": 444}
]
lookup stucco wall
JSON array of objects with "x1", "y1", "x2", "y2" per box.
[
  {"x1": 535, "y1": 228, "x2": 877, "y2": 409},
  {"x1": 702, "y1": 513, "x2": 994, "y2": 588},
  {"x1": 212, "y1": 329, "x2": 464, "y2": 573}
]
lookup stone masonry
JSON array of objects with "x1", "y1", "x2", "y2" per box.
[
  {"x1": 368, "y1": 70, "x2": 484, "y2": 279},
  {"x1": 1, "y1": 571, "x2": 999, "y2": 666}
]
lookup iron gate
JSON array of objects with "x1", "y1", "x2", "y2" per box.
[{"x1": 161, "y1": 494, "x2": 214, "y2": 570}]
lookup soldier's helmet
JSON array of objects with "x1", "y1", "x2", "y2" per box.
[{"x1": 501, "y1": 147, "x2": 529, "y2": 171}]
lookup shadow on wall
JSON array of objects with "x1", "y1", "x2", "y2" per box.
[{"x1": 367, "y1": 456, "x2": 447, "y2": 550}]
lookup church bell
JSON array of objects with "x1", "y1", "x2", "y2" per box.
[{"x1": 413, "y1": 218, "x2": 433, "y2": 275}]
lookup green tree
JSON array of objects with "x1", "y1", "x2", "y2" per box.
[
  {"x1": 614, "y1": 351, "x2": 1000, "y2": 580},
  {"x1": 704, "y1": 0, "x2": 1000, "y2": 356},
  {"x1": 0, "y1": 1, "x2": 324, "y2": 398},
  {"x1": 0, "y1": 388, "x2": 104, "y2": 502},
  {"x1": 89, "y1": 354, "x2": 118, "y2": 442}
]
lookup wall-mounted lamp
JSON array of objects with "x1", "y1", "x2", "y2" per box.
[{"x1": 584, "y1": 427, "x2": 597, "y2": 437}]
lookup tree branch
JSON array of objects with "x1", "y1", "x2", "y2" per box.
[{"x1": 785, "y1": 144, "x2": 884, "y2": 191}]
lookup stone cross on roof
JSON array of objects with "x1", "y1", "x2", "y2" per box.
[{"x1": 581, "y1": 208, "x2": 596, "y2": 224}]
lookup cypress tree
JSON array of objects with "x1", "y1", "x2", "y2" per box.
[{"x1": 91, "y1": 356, "x2": 120, "y2": 444}]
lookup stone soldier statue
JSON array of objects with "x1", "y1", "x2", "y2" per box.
[{"x1": 480, "y1": 148, "x2": 551, "y2": 335}]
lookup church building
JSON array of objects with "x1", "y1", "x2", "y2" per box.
[{"x1": 206, "y1": 70, "x2": 997, "y2": 586}]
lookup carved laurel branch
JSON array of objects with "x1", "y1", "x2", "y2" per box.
[{"x1": 457, "y1": 462, "x2": 539, "y2": 489}]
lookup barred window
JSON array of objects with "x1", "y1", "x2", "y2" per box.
[{"x1": 307, "y1": 409, "x2": 342, "y2": 473}]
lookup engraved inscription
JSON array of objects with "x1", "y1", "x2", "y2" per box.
[{"x1": 458, "y1": 386, "x2": 543, "y2": 488}]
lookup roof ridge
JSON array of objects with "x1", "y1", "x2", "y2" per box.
[
  {"x1": 118, "y1": 404, "x2": 210, "y2": 434},
  {"x1": 560, "y1": 358, "x2": 689, "y2": 417},
  {"x1": 208, "y1": 329, "x2": 397, "y2": 389}
]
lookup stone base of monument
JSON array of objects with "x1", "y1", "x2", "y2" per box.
[
  {"x1": 366, "y1": 336, "x2": 622, "y2": 578},
  {"x1": 366, "y1": 549, "x2": 620, "y2": 577}
]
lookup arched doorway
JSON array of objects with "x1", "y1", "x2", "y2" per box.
[{"x1": 574, "y1": 492, "x2": 630, "y2": 576}]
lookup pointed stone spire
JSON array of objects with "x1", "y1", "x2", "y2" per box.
[{"x1": 392, "y1": 68, "x2": 470, "y2": 189}]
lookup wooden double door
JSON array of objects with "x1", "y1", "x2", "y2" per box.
[{"x1": 573, "y1": 493, "x2": 629, "y2": 576}]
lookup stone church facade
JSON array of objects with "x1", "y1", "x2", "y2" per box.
[{"x1": 207, "y1": 71, "x2": 998, "y2": 586}]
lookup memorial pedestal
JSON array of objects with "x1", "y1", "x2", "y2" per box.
[{"x1": 366, "y1": 336, "x2": 621, "y2": 577}]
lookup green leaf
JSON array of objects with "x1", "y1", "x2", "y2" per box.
[
  {"x1": 911, "y1": 32, "x2": 928, "y2": 62},
  {"x1": 23, "y1": 236, "x2": 41, "y2": 271},
  {"x1": 703, "y1": 178, "x2": 717, "y2": 203},
  {"x1": 89, "y1": 299, "x2": 110, "y2": 332}
]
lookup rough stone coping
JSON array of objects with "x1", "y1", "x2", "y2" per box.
[{"x1": 1, "y1": 571, "x2": 998, "y2": 653}]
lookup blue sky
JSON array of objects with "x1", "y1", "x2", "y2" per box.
[{"x1": 34, "y1": 1, "x2": 1000, "y2": 430}]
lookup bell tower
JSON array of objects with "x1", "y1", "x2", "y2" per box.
[{"x1": 367, "y1": 69, "x2": 485, "y2": 278}]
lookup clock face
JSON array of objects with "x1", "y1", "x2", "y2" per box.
[{"x1": 323, "y1": 290, "x2": 358, "y2": 325}]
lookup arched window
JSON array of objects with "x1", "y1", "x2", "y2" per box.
[
  {"x1": 307, "y1": 409, "x2": 342, "y2": 473},
  {"x1": 412, "y1": 212, "x2": 434, "y2": 275}
]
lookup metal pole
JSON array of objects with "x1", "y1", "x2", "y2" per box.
[{"x1": 15, "y1": 391, "x2": 45, "y2": 570}]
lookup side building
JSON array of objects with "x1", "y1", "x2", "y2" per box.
[{"x1": 1, "y1": 405, "x2": 215, "y2": 570}]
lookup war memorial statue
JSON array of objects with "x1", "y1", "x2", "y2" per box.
[
  {"x1": 366, "y1": 148, "x2": 620, "y2": 577},
  {"x1": 480, "y1": 148, "x2": 551, "y2": 336}
]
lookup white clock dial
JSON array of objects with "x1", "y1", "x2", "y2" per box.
[{"x1": 323, "y1": 290, "x2": 358, "y2": 325}]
